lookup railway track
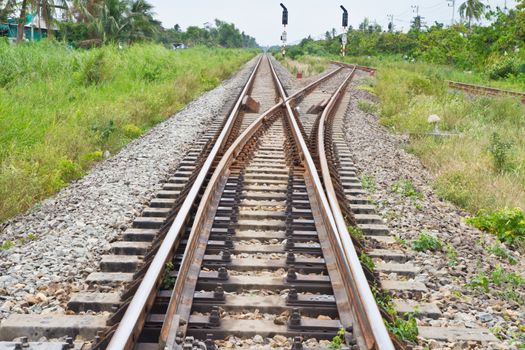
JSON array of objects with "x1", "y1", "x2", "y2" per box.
[
  {"x1": 0, "y1": 56, "x2": 396, "y2": 349},
  {"x1": 447, "y1": 81, "x2": 525, "y2": 103},
  {"x1": 99, "y1": 55, "x2": 393, "y2": 349}
]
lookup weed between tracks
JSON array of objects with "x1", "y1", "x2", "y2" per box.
[{"x1": 0, "y1": 42, "x2": 255, "y2": 223}]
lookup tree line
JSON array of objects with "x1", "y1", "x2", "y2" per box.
[
  {"x1": 0, "y1": 0, "x2": 258, "y2": 48},
  {"x1": 286, "y1": 0, "x2": 525, "y2": 80}
]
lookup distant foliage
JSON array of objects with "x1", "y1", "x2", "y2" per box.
[
  {"x1": 157, "y1": 19, "x2": 258, "y2": 49},
  {"x1": 278, "y1": 6, "x2": 525, "y2": 81}
]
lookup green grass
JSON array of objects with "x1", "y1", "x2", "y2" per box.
[
  {"x1": 0, "y1": 41, "x2": 256, "y2": 222},
  {"x1": 341, "y1": 54, "x2": 525, "y2": 93}
]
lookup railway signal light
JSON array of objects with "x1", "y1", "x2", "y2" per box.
[
  {"x1": 340, "y1": 5, "x2": 348, "y2": 28},
  {"x1": 280, "y1": 3, "x2": 288, "y2": 25},
  {"x1": 280, "y1": 3, "x2": 288, "y2": 58}
]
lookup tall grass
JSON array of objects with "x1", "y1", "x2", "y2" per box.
[
  {"x1": 0, "y1": 41, "x2": 256, "y2": 222},
  {"x1": 369, "y1": 62, "x2": 525, "y2": 214}
]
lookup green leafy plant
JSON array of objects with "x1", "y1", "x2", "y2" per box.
[
  {"x1": 359, "y1": 252, "x2": 375, "y2": 271},
  {"x1": 0, "y1": 240, "x2": 15, "y2": 250},
  {"x1": 467, "y1": 208, "x2": 525, "y2": 246},
  {"x1": 445, "y1": 243, "x2": 458, "y2": 266},
  {"x1": 348, "y1": 226, "x2": 364, "y2": 240},
  {"x1": 386, "y1": 313, "x2": 419, "y2": 342},
  {"x1": 27, "y1": 233, "x2": 38, "y2": 241},
  {"x1": 329, "y1": 328, "x2": 346, "y2": 349},
  {"x1": 412, "y1": 232, "x2": 443, "y2": 252},
  {"x1": 391, "y1": 178, "x2": 422, "y2": 199},
  {"x1": 488, "y1": 244, "x2": 517, "y2": 265},
  {"x1": 162, "y1": 261, "x2": 176, "y2": 289},
  {"x1": 467, "y1": 266, "x2": 524, "y2": 303},
  {"x1": 361, "y1": 175, "x2": 377, "y2": 193}
]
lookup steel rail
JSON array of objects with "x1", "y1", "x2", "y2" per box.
[
  {"x1": 448, "y1": 80, "x2": 525, "y2": 103},
  {"x1": 272, "y1": 60, "x2": 394, "y2": 349},
  {"x1": 105, "y1": 54, "x2": 264, "y2": 350},
  {"x1": 159, "y1": 56, "x2": 345, "y2": 348},
  {"x1": 316, "y1": 66, "x2": 395, "y2": 350},
  {"x1": 107, "y1": 55, "x2": 343, "y2": 350}
]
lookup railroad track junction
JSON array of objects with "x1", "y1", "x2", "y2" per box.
[{"x1": 0, "y1": 55, "x2": 503, "y2": 349}]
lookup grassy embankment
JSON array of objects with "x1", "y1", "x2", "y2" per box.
[
  {"x1": 284, "y1": 54, "x2": 525, "y2": 248},
  {"x1": 0, "y1": 41, "x2": 256, "y2": 222},
  {"x1": 345, "y1": 56, "x2": 525, "y2": 249}
]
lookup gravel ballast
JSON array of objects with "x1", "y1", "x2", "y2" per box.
[{"x1": 0, "y1": 56, "x2": 258, "y2": 321}]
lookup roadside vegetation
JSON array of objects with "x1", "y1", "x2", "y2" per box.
[{"x1": 0, "y1": 41, "x2": 255, "y2": 222}]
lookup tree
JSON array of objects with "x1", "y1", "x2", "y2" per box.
[{"x1": 459, "y1": 0, "x2": 486, "y2": 27}]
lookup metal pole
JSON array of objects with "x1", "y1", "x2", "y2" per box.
[{"x1": 447, "y1": 0, "x2": 456, "y2": 25}]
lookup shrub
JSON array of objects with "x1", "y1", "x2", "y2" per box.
[
  {"x1": 488, "y1": 132, "x2": 513, "y2": 173},
  {"x1": 57, "y1": 159, "x2": 83, "y2": 183},
  {"x1": 412, "y1": 232, "x2": 443, "y2": 252},
  {"x1": 467, "y1": 208, "x2": 525, "y2": 246},
  {"x1": 80, "y1": 51, "x2": 113, "y2": 85},
  {"x1": 82, "y1": 151, "x2": 104, "y2": 163},
  {"x1": 122, "y1": 124, "x2": 143, "y2": 138}
]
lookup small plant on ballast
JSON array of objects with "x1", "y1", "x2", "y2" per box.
[
  {"x1": 328, "y1": 327, "x2": 346, "y2": 349},
  {"x1": 412, "y1": 232, "x2": 443, "y2": 252}
]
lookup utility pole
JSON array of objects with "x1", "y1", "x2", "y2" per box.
[
  {"x1": 411, "y1": 5, "x2": 419, "y2": 17},
  {"x1": 340, "y1": 5, "x2": 348, "y2": 57},
  {"x1": 447, "y1": 0, "x2": 456, "y2": 25},
  {"x1": 387, "y1": 14, "x2": 394, "y2": 32},
  {"x1": 411, "y1": 5, "x2": 424, "y2": 31},
  {"x1": 280, "y1": 3, "x2": 288, "y2": 58}
]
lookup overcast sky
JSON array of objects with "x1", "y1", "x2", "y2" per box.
[{"x1": 148, "y1": 0, "x2": 517, "y2": 46}]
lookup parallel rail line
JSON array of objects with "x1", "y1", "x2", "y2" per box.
[{"x1": 447, "y1": 80, "x2": 525, "y2": 103}]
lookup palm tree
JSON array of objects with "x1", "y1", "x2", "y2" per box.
[
  {"x1": 15, "y1": 0, "x2": 69, "y2": 42},
  {"x1": 459, "y1": 0, "x2": 486, "y2": 27}
]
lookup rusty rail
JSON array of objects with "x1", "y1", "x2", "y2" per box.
[
  {"x1": 315, "y1": 66, "x2": 395, "y2": 349},
  {"x1": 448, "y1": 81, "x2": 525, "y2": 103}
]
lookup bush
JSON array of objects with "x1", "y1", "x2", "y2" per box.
[
  {"x1": 488, "y1": 132, "x2": 513, "y2": 173},
  {"x1": 467, "y1": 208, "x2": 525, "y2": 246},
  {"x1": 123, "y1": 124, "x2": 144, "y2": 138}
]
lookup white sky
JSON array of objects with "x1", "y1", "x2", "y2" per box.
[{"x1": 148, "y1": 0, "x2": 518, "y2": 46}]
